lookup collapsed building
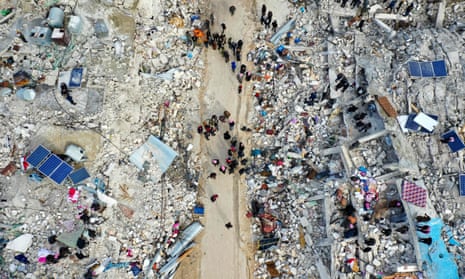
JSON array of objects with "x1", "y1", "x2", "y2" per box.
[{"x1": 246, "y1": 0, "x2": 465, "y2": 278}]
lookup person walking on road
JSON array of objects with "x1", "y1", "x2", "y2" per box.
[
  {"x1": 210, "y1": 194, "x2": 219, "y2": 202},
  {"x1": 225, "y1": 222, "x2": 233, "y2": 229}
]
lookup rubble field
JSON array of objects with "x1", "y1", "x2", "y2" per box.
[{"x1": 1, "y1": 0, "x2": 465, "y2": 278}]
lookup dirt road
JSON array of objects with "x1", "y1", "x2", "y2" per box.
[{"x1": 197, "y1": 0, "x2": 256, "y2": 278}]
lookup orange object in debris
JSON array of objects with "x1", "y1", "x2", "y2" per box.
[
  {"x1": 347, "y1": 215, "x2": 357, "y2": 224},
  {"x1": 193, "y1": 29, "x2": 205, "y2": 38},
  {"x1": 376, "y1": 95, "x2": 398, "y2": 117},
  {"x1": 0, "y1": 162, "x2": 16, "y2": 176}
]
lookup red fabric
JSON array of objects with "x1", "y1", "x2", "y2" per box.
[
  {"x1": 68, "y1": 188, "x2": 79, "y2": 203},
  {"x1": 22, "y1": 155, "x2": 29, "y2": 170}
]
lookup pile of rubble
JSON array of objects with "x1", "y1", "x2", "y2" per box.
[{"x1": 245, "y1": 0, "x2": 465, "y2": 278}]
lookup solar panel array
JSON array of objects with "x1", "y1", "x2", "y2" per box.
[
  {"x1": 26, "y1": 145, "x2": 88, "y2": 185},
  {"x1": 408, "y1": 60, "x2": 447, "y2": 78}
]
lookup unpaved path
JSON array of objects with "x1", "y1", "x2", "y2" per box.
[
  {"x1": 198, "y1": 0, "x2": 256, "y2": 278},
  {"x1": 174, "y1": 0, "x2": 257, "y2": 278},
  {"x1": 185, "y1": 0, "x2": 257, "y2": 278}
]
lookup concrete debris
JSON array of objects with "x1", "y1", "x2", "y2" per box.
[{"x1": 1, "y1": 0, "x2": 465, "y2": 278}]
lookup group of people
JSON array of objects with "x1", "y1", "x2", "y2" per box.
[
  {"x1": 416, "y1": 214, "x2": 433, "y2": 245},
  {"x1": 335, "y1": 73, "x2": 351, "y2": 93},
  {"x1": 197, "y1": 111, "x2": 234, "y2": 141},
  {"x1": 341, "y1": 76, "x2": 373, "y2": 134},
  {"x1": 338, "y1": 0, "x2": 363, "y2": 9},
  {"x1": 210, "y1": 134, "x2": 247, "y2": 176},
  {"x1": 386, "y1": 0, "x2": 415, "y2": 16},
  {"x1": 260, "y1": 4, "x2": 278, "y2": 32}
]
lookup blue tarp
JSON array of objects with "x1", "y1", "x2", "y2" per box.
[
  {"x1": 418, "y1": 218, "x2": 459, "y2": 279},
  {"x1": 251, "y1": 149, "x2": 262, "y2": 157},
  {"x1": 193, "y1": 206, "x2": 204, "y2": 215},
  {"x1": 69, "y1": 68, "x2": 83, "y2": 87},
  {"x1": 129, "y1": 135, "x2": 178, "y2": 173}
]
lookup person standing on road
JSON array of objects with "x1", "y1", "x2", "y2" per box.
[
  {"x1": 261, "y1": 4, "x2": 267, "y2": 25},
  {"x1": 211, "y1": 194, "x2": 219, "y2": 202},
  {"x1": 220, "y1": 165, "x2": 227, "y2": 174},
  {"x1": 272, "y1": 20, "x2": 278, "y2": 32},
  {"x1": 231, "y1": 61, "x2": 237, "y2": 72},
  {"x1": 221, "y1": 23, "x2": 226, "y2": 34},
  {"x1": 225, "y1": 222, "x2": 233, "y2": 229},
  {"x1": 229, "y1": 5, "x2": 236, "y2": 16},
  {"x1": 229, "y1": 120, "x2": 235, "y2": 131}
]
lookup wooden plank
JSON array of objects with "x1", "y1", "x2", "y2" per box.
[{"x1": 376, "y1": 96, "x2": 398, "y2": 117}]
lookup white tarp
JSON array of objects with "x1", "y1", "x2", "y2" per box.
[{"x1": 129, "y1": 135, "x2": 178, "y2": 173}]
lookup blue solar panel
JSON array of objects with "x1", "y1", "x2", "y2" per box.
[
  {"x1": 26, "y1": 145, "x2": 51, "y2": 167},
  {"x1": 432, "y1": 60, "x2": 447, "y2": 77},
  {"x1": 442, "y1": 130, "x2": 465, "y2": 153},
  {"x1": 49, "y1": 162, "x2": 73, "y2": 184},
  {"x1": 69, "y1": 168, "x2": 90, "y2": 184},
  {"x1": 420, "y1": 62, "x2": 434, "y2": 77},
  {"x1": 408, "y1": 62, "x2": 421, "y2": 77},
  {"x1": 405, "y1": 114, "x2": 421, "y2": 131},
  {"x1": 408, "y1": 60, "x2": 447, "y2": 78},
  {"x1": 459, "y1": 174, "x2": 465, "y2": 196},
  {"x1": 38, "y1": 154, "x2": 62, "y2": 176}
]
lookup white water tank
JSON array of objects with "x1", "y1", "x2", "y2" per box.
[
  {"x1": 48, "y1": 7, "x2": 64, "y2": 28},
  {"x1": 68, "y1": 15, "x2": 82, "y2": 34},
  {"x1": 64, "y1": 144, "x2": 87, "y2": 162}
]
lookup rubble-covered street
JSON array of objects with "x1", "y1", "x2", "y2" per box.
[{"x1": 2, "y1": 0, "x2": 465, "y2": 278}]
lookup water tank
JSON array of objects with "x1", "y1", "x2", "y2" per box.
[
  {"x1": 48, "y1": 7, "x2": 64, "y2": 28},
  {"x1": 67, "y1": 15, "x2": 82, "y2": 34}
]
